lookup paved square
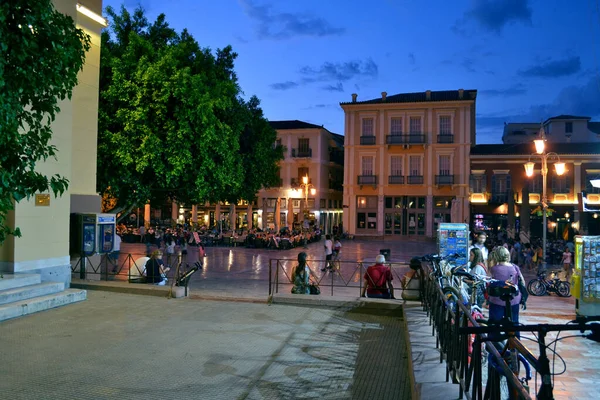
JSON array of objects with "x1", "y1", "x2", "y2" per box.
[{"x1": 0, "y1": 291, "x2": 411, "y2": 399}]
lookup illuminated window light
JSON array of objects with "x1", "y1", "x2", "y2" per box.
[{"x1": 77, "y1": 3, "x2": 108, "y2": 26}]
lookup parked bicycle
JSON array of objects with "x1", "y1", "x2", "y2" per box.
[{"x1": 527, "y1": 270, "x2": 570, "y2": 297}]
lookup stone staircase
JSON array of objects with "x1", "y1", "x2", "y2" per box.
[{"x1": 0, "y1": 274, "x2": 86, "y2": 322}]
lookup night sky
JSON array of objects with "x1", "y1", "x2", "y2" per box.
[{"x1": 101, "y1": 0, "x2": 599, "y2": 143}]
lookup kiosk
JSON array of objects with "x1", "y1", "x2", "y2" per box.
[{"x1": 573, "y1": 235, "x2": 600, "y2": 317}]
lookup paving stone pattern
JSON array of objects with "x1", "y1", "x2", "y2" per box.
[{"x1": 0, "y1": 291, "x2": 411, "y2": 399}]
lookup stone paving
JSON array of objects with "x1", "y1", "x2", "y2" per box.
[{"x1": 0, "y1": 291, "x2": 411, "y2": 400}]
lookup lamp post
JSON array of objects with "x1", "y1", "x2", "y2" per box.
[
  {"x1": 524, "y1": 125, "x2": 565, "y2": 270},
  {"x1": 299, "y1": 175, "x2": 316, "y2": 208}
]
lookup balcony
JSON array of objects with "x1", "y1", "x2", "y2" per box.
[
  {"x1": 437, "y1": 134, "x2": 454, "y2": 144},
  {"x1": 291, "y1": 148, "x2": 312, "y2": 158},
  {"x1": 388, "y1": 175, "x2": 404, "y2": 184},
  {"x1": 407, "y1": 175, "x2": 424, "y2": 184},
  {"x1": 291, "y1": 178, "x2": 312, "y2": 187},
  {"x1": 435, "y1": 175, "x2": 454, "y2": 185},
  {"x1": 386, "y1": 135, "x2": 404, "y2": 145},
  {"x1": 405, "y1": 134, "x2": 427, "y2": 144},
  {"x1": 360, "y1": 136, "x2": 376, "y2": 145},
  {"x1": 357, "y1": 175, "x2": 378, "y2": 185},
  {"x1": 490, "y1": 193, "x2": 508, "y2": 203}
]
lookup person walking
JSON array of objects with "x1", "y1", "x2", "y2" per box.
[
  {"x1": 561, "y1": 247, "x2": 573, "y2": 281},
  {"x1": 321, "y1": 234, "x2": 333, "y2": 271}
]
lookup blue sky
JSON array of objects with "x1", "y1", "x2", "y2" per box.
[{"x1": 102, "y1": 0, "x2": 599, "y2": 143}]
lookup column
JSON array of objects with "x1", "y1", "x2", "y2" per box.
[
  {"x1": 425, "y1": 195, "x2": 433, "y2": 237},
  {"x1": 247, "y1": 203, "x2": 253, "y2": 230},
  {"x1": 171, "y1": 202, "x2": 178, "y2": 222},
  {"x1": 377, "y1": 195, "x2": 384, "y2": 236},
  {"x1": 230, "y1": 203, "x2": 236, "y2": 230},
  {"x1": 191, "y1": 205, "x2": 198, "y2": 225},
  {"x1": 144, "y1": 203, "x2": 151, "y2": 227}
]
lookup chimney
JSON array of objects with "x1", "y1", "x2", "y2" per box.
[
  {"x1": 351, "y1": 93, "x2": 358, "y2": 103},
  {"x1": 381, "y1": 91, "x2": 387, "y2": 101},
  {"x1": 425, "y1": 90, "x2": 431, "y2": 100},
  {"x1": 458, "y1": 88, "x2": 464, "y2": 99}
]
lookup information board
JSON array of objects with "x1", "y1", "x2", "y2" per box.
[{"x1": 437, "y1": 223, "x2": 469, "y2": 266}]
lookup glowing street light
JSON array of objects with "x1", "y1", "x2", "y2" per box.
[
  {"x1": 524, "y1": 125, "x2": 565, "y2": 269},
  {"x1": 298, "y1": 175, "x2": 316, "y2": 208}
]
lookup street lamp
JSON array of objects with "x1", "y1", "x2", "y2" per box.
[
  {"x1": 524, "y1": 125, "x2": 565, "y2": 270},
  {"x1": 299, "y1": 175, "x2": 316, "y2": 208}
]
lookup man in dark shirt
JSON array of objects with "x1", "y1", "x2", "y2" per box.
[{"x1": 360, "y1": 254, "x2": 395, "y2": 299}]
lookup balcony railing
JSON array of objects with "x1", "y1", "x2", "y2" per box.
[
  {"x1": 291, "y1": 178, "x2": 312, "y2": 187},
  {"x1": 357, "y1": 175, "x2": 378, "y2": 185},
  {"x1": 291, "y1": 148, "x2": 312, "y2": 158},
  {"x1": 490, "y1": 193, "x2": 508, "y2": 203},
  {"x1": 405, "y1": 134, "x2": 427, "y2": 144},
  {"x1": 388, "y1": 175, "x2": 404, "y2": 184},
  {"x1": 437, "y1": 134, "x2": 454, "y2": 144},
  {"x1": 385, "y1": 134, "x2": 427, "y2": 144},
  {"x1": 360, "y1": 136, "x2": 376, "y2": 145},
  {"x1": 386, "y1": 135, "x2": 404, "y2": 145},
  {"x1": 407, "y1": 175, "x2": 424, "y2": 184},
  {"x1": 435, "y1": 175, "x2": 454, "y2": 185}
]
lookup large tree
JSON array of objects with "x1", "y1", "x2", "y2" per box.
[
  {"x1": 0, "y1": 0, "x2": 90, "y2": 245},
  {"x1": 98, "y1": 6, "x2": 282, "y2": 219}
]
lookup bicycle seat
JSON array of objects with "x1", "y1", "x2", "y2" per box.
[{"x1": 451, "y1": 265, "x2": 474, "y2": 279}]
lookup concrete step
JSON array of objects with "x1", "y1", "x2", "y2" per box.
[
  {"x1": 0, "y1": 289, "x2": 87, "y2": 322},
  {"x1": 0, "y1": 274, "x2": 42, "y2": 291},
  {"x1": 0, "y1": 282, "x2": 65, "y2": 306}
]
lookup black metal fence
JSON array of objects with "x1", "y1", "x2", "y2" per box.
[
  {"x1": 420, "y1": 263, "x2": 531, "y2": 400},
  {"x1": 267, "y1": 258, "x2": 416, "y2": 298}
]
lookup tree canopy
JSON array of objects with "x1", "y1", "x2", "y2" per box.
[
  {"x1": 98, "y1": 6, "x2": 282, "y2": 218},
  {"x1": 0, "y1": 0, "x2": 90, "y2": 245}
]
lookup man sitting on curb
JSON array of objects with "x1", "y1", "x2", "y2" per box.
[{"x1": 360, "y1": 254, "x2": 395, "y2": 299}]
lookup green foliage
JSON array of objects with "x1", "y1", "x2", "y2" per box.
[
  {"x1": 0, "y1": 0, "x2": 90, "y2": 245},
  {"x1": 98, "y1": 6, "x2": 282, "y2": 214}
]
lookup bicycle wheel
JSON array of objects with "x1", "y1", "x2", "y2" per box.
[
  {"x1": 557, "y1": 281, "x2": 571, "y2": 297},
  {"x1": 527, "y1": 279, "x2": 546, "y2": 296}
]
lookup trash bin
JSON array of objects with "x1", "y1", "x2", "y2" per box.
[{"x1": 380, "y1": 249, "x2": 391, "y2": 261}]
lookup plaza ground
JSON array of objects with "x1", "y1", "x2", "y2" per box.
[{"x1": 2, "y1": 238, "x2": 599, "y2": 399}]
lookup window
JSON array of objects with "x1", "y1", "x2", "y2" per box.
[
  {"x1": 439, "y1": 155, "x2": 451, "y2": 175},
  {"x1": 439, "y1": 116, "x2": 452, "y2": 135},
  {"x1": 565, "y1": 122, "x2": 573, "y2": 134},
  {"x1": 298, "y1": 167, "x2": 309, "y2": 182},
  {"x1": 409, "y1": 155, "x2": 421, "y2": 176},
  {"x1": 298, "y1": 138, "x2": 309, "y2": 152},
  {"x1": 491, "y1": 174, "x2": 511, "y2": 202},
  {"x1": 469, "y1": 175, "x2": 486, "y2": 193},
  {"x1": 586, "y1": 172, "x2": 600, "y2": 194},
  {"x1": 409, "y1": 117, "x2": 421, "y2": 134},
  {"x1": 391, "y1": 156, "x2": 402, "y2": 176},
  {"x1": 357, "y1": 213, "x2": 366, "y2": 229},
  {"x1": 320, "y1": 199, "x2": 326, "y2": 208},
  {"x1": 552, "y1": 175, "x2": 570, "y2": 194},
  {"x1": 362, "y1": 156, "x2": 374, "y2": 176},
  {"x1": 528, "y1": 174, "x2": 543, "y2": 193},
  {"x1": 391, "y1": 117, "x2": 402, "y2": 135},
  {"x1": 362, "y1": 118, "x2": 374, "y2": 136}
]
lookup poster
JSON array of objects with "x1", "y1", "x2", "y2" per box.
[{"x1": 437, "y1": 223, "x2": 469, "y2": 266}]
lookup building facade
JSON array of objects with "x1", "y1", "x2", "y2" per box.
[
  {"x1": 0, "y1": 0, "x2": 105, "y2": 284},
  {"x1": 340, "y1": 89, "x2": 477, "y2": 238},
  {"x1": 503, "y1": 115, "x2": 600, "y2": 144},
  {"x1": 255, "y1": 120, "x2": 344, "y2": 233},
  {"x1": 469, "y1": 142, "x2": 600, "y2": 238}
]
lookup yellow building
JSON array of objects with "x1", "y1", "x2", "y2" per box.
[
  {"x1": 340, "y1": 89, "x2": 477, "y2": 238},
  {"x1": 0, "y1": 0, "x2": 105, "y2": 285}
]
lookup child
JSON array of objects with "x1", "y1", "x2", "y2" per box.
[{"x1": 333, "y1": 237, "x2": 342, "y2": 259}]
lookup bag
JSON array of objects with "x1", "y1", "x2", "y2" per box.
[
  {"x1": 309, "y1": 283, "x2": 320, "y2": 295},
  {"x1": 514, "y1": 265, "x2": 528, "y2": 304}
]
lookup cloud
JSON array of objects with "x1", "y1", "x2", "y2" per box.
[
  {"x1": 240, "y1": 0, "x2": 345, "y2": 39},
  {"x1": 480, "y1": 84, "x2": 527, "y2": 97},
  {"x1": 270, "y1": 81, "x2": 299, "y2": 90},
  {"x1": 408, "y1": 53, "x2": 416, "y2": 65},
  {"x1": 518, "y1": 56, "x2": 582, "y2": 78},
  {"x1": 299, "y1": 59, "x2": 378, "y2": 82},
  {"x1": 322, "y1": 82, "x2": 344, "y2": 92},
  {"x1": 455, "y1": 0, "x2": 532, "y2": 34}
]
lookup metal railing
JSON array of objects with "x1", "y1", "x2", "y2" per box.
[
  {"x1": 437, "y1": 134, "x2": 454, "y2": 143},
  {"x1": 360, "y1": 136, "x2": 376, "y2": 145},
  {"x1": 420, "y1": 263, "x2": 531, "y2": 400},
  {"x1": 291, "y1": 148, "x2": 312, "y2": 158},
  {"x1": 388, "y1": 175, "x2": 404, "y2": 184},
  {"x1": 407, "y1": 175, "x2": 424, "y2": 184},
  {"x1": 357, "y1": 175, "x2": 378, "y2": 185},
  {"x1": 435, "y1": 175, "x2": 455, "y2": 185},
  {"x1": 268, "y1": 259, "x2": 415, "y2": 298}
]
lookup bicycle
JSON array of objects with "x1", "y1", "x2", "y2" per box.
[
  {"x1": 527, "y1": 270, "x2": 570, "y2": 297},
  {"x1": 422, "y1": 253, "x2": 462, "y2": 310},
  {"x1": 461, "y1": 282, "x2": 600, "y2": 400}
]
